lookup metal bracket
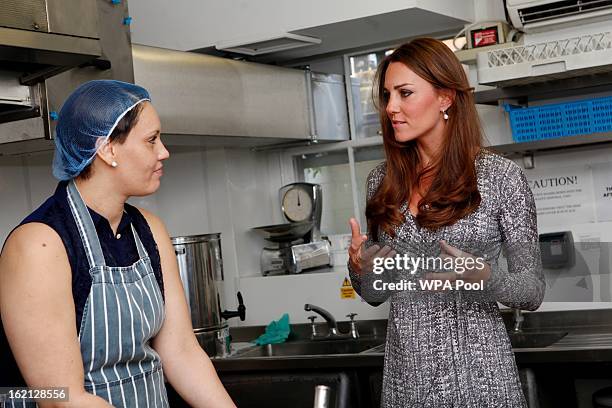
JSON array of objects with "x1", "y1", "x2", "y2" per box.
[
  {"x1": 522, "y1": 153, "x2": 535, "y2": 169},
  {"x1": 305, "y1": 66, "x2": 318, "y2": 143}
]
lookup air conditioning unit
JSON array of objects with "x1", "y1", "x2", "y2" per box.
[{"x1": 506, "y1": 0, "x2": 612, "y2": 32}]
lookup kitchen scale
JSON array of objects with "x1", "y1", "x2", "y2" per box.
[{"x1": 252, "y1": 182, "x2": 331, "y2": 276}]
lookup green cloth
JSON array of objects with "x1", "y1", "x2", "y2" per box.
[{"x1": 252, "y1": 313, "x2": 291, "y2": 345}]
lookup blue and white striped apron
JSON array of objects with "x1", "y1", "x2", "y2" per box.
[
  {"x1": 67, "y1": 180, "x2": 169, "y2": 407},
  {"x1": 5, "y1": 180, "x2": 168, "y2": 407},
  {"x1": 6, "y1": 180, "x2": 169, "y2": 408}
]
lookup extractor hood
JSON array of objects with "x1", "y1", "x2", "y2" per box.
[
  {"x1": 132, "y1": 45, "x2": 350, "y2": 147},
  {"x1": 0, "y1": 0, "x2": 133, "y2": 153},
  {"x1": 1, "y1": 0, "x2": 102, "y2": 84},
  {"x1": 0, "y1": 0, "x2": 102, "y2": 125},
  {"x1": 132, "y1": 44, "x2": 313, "y2": 145}
]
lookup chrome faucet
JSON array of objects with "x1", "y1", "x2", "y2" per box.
[
  {"x1": 512, "y1": 308, "x2": 524, "y2": 333},
  {"x1": 304, "y1": 304, "x2": 359, "y2": 340}
]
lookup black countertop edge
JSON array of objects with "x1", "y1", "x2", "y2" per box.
[
  {"x1": 212, "y1": 354, "x2": 385, "y2": 372},
  {"x1": 212, "y1": 347, "x2": 612, "y2": 372},
  {"x1": 514, "y1": 349, "x2": 612, "y2": 364}
]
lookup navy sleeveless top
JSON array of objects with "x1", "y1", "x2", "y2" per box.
[{"x1": 0, "y1": 181, "x2": 165, "y2": 386}]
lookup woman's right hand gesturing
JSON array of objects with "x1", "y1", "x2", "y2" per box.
[{"x1": 348, "y1": 217, "x2": 396, "y2": 275}]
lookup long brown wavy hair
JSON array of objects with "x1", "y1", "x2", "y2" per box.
[{"x1": 367, "y1": 37, "x2": 483, "y2": 239}]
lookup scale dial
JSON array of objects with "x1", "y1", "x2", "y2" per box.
[{"x1": 282, "y1": 186, "x2": 313, "y2": 222}]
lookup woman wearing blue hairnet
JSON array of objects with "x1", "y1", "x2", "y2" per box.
[{"x1": 0, "y1": 80, "x2": 236, "y2": 407}]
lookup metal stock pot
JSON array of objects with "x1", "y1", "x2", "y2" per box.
[{"x1": 171, "y1": 233, "x2": 245, "y2": 357}]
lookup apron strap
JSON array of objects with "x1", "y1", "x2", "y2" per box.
[
  {"x1": 131, "y1": 224, "x2": 150, "y2": 259},
  {"x1": 66, "y1": 180, "x2": 107, "y2": 268}
]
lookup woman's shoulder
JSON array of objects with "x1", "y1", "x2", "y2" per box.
[
  {"x1": 370, "y1": 160, "x2": 387, "y2": 174},
  {"x1": 5, "y1": 186, "x2": 71, "y2": 254},
  {"x1": 22, "y1": 189, "x2": 64, "y2": 225},
  {"x1": 477, "y1": 149, "x2": 525, "y2": 181},
  {"x1": 19, "y1": 182, "x2": 73, "y2": 233},
  {"x1": 367, "y1": 161, "x2": 387, "y2": 184},
  {"x1": 477, "y1": 149, "x2": 530, "y2": 197},
  {"x1": 2, "y1": 222, "x2": 67, "y2": 271},
  {"x1": 365, "y1": 161, "x2": 387, "y2": 198}
]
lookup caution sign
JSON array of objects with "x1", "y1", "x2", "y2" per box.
[{"x1": 341, "y1": 277, "x2": 356, "y2": 299}]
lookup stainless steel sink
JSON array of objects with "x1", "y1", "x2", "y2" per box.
[
  {"x1": 509, "y1": 331, "x2": 568, "y2": 348},
  {"x1": 232, "y1": 330, "x2": 567, "y2": 358},
  {"x1": 235, "y1": 338, "x2": 385, "y2": 358}
]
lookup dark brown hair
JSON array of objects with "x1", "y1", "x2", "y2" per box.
[
  {"x1": 367, "y1": 37, "x2": 482, "y2": 239},
  {"x1": 78, "y1": 103, "x2": 145, "y2": 180}
]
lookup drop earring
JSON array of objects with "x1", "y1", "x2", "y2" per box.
[
  {"x1": 443, "y1": 110, "x2": 449, "y2": 120},
  {"x1": 111, "y1": 161, "x2": 118, "y2": 168}
]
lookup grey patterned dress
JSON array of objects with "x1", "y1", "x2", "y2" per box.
[{"x1": 349, "y1": 150, "x2": 545, "y2": 408}]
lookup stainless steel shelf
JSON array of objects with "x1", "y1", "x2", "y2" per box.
[
  {"x1": 490, "y1": 132, "x2": 612, "y2": 156},
  {"x1": 475, "y1": 72, "x2": 612, "y2": 105}
]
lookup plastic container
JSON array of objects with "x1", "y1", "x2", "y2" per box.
[{"x1": 505, "y1": 95, "x2": 612, "y2": 142}]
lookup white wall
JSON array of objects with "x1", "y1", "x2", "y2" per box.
[
  {"x1": 514, "y1": 147, "x2": 612, "y2": 312},
  {"x1": 472, "y1": 0, "x2": 506, "y2": 22}
]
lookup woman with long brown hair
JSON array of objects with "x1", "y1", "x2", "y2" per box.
[{"x1": 348, "y1": 38, "x2": 545, "y2": 407}]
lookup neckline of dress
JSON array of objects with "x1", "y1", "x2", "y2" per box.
[
  {"x1": 401, "y1": 203, "x2": 419, "y2": 223},
  {"x1": 401, "y1": 149, "x2": 486, "y2": 221}
]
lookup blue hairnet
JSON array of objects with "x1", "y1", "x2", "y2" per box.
[{"x1": 52, "y1": 80, "x2": 151, "y2": 180}]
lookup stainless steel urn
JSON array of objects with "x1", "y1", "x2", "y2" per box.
[{"x1": 171, "y1": 233, "x2": 245, "y2": 357}]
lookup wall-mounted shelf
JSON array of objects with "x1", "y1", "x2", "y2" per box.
[
  {"x1": 475, "y1": 72, "x2": 612, "y2": 105},
  {"x1": 490, "y1": 131, "x2": 612, "y2": 156},
  {"x1": 475, "y1": 70, "x2": 612, "y2": 155},
  {"x1": 476, "y1": 32, "x2": 612, "y2": 88}
]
